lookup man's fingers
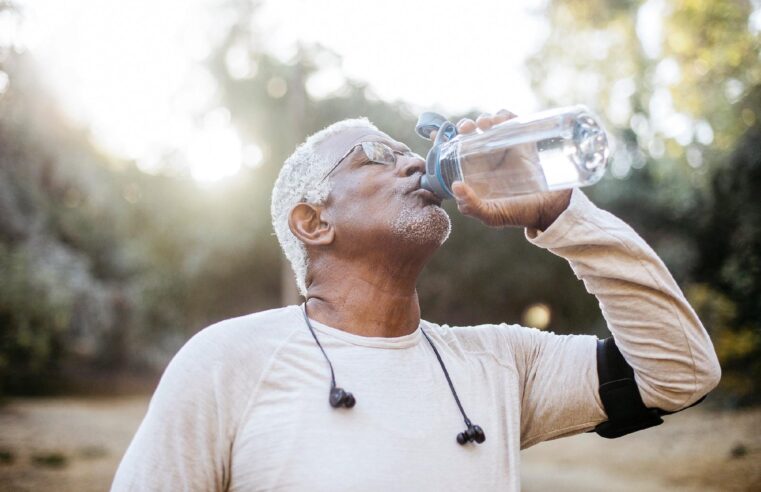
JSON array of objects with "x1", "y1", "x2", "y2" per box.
[
  {"x1": 457, "y1": 118, "x2": 477, "y2": 134},
  {"x1": 452, "y1": 181, "x2": 475, "y2": 206},
  {"x1": 430, "y1": 111, "x2": 515, "y2": 141},
  {"x1": 494, "y1": 109, "x2": 516, "y2": 124},
  {"x1": 452, "y1": 181, "x2": 485, "y2": 216},
  {"x1": 476, "y1": 113, "x2": 493, "y2": 131},
  {"x1": 431, "y1": 119, "x2": 474, "y2": 140}
]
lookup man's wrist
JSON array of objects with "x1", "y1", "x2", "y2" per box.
[{"x1": 535, "y1": 189, "x2": 572, "y2": 231}]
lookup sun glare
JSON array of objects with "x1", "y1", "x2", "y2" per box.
[
  {"x1": 186, "y1": 109, "x2": 243, "y2": 183},
  {"x1": 19, "y1": 0, "x2": 546, "y2": 184}
]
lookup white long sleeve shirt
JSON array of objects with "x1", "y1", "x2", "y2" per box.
[{"x1": 112, "y1": 189, "x2": 721, "y2": 491}]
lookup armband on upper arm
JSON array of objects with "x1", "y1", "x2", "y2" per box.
[{"x1": 593, "y1": 337, "x2": 706, "y2": 439}]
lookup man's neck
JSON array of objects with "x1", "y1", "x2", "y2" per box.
[{"x1": 304, "y1": 257, "x2": 424, "y2": 338}]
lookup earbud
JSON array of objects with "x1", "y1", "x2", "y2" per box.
[
  {"x1": 329, "y1": 386, "x2": 356, "y2": 408},
  {"x1": 457, "y1": 424, "x2": 485, "y2": 445}
]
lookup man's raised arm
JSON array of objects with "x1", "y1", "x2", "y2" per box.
[{"x1": 525, "y1": 188, "x2": 721, "y2": 413}]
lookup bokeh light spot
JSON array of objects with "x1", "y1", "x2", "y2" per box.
[
  {"x1": 267, "y1": 76, "x2": 287, "y2": 98},
  {"x1": 522, "y1": 303, "x2": 551, "y2": 330}
]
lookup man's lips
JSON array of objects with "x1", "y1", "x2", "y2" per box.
[{"x1": 411, "y1": 187, "x2": 443, "y2": 206}]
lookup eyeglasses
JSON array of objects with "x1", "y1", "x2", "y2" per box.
[{"x1": 320, "y1": 141, "x2": 421, "y2": 183}]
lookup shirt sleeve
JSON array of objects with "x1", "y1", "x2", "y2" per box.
[
  {"x1": 514, "y1": 188, "x2": 721, "y2": 448},
  {"x1": 111, "y1": 325, "x2": 255, "y2": 492},
  {"x1": 501, "y1": 323, "x2": 600, "y2": 449}
]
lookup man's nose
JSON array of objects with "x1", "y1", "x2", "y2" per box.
[{"x1": 400, "y1": 153, "x2": 425, "y2": 178}]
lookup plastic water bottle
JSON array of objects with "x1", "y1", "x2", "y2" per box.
[{"x1": 415, "y1": 106, "x2": 610, "y2": 200}]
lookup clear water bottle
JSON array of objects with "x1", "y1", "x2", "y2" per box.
[{"x1": 415, "y1": 106, "x2": 610, "y2": 200}]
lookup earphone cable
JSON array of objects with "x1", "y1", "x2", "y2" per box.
[
  {"x1": 303, "y1": 302, "x2": 337, "y2": 388},
  {"x1": 302, "y1": 303, "x2": 481, "y2": 441},
  {"x1": 420, "y1": 326, "x2": 472, "y2": 428}
]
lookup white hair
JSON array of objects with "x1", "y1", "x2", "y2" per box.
[{"x1": 271, "y1": 117, "x2": 379, "y2": 296}]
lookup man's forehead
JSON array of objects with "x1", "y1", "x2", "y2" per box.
[{"x1": 314, "y1": 126, "x2": 408, "y2": 166}]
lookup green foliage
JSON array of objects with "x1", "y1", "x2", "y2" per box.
[
  {"x1": 0, "y1": 245, "x2": 68, "y2": 394},
  {"x1": 31, "y1": 451, "x2": 68, "y2": 468},
  {"x1": 690, "y1": 105, "x2": 761, "y2": 404},
  {"x1": 0, "y1": 52, "x2": 283, "y2": 394},
  {"x1": 531, "y1": 0, "x2": 761, "y2": 405},
  {"x1": 687, "y1": 284, "x2": 760, "y2": 404}
]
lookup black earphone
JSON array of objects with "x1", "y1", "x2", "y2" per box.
[
  {"x1": 302, "y1": 303, "x2": 485, "y2": 445},
  {"x1": 329, "y1": 386, "x2": 356, "y2": 408},
  {"x1": 457, "y1": 424, "x2": 486, "y2": 444}
]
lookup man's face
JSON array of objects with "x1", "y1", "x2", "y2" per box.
[{"x1": 319, "y1": 128, "x2": 451, "y2": 254}]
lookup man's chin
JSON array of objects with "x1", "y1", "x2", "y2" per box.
[
  {"x1": 431, "y1": 206, "x2": 452, "y2": 245},
  {"x1": 390, "y1": 205, "x2": 451, "y2": 246}
]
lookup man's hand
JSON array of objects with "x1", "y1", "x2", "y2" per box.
[{"x1": 433, "y1": 110, "x2": 572, "y2": 231}]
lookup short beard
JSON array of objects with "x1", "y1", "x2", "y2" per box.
[{"x1": 390, "y1": 203, "x2": 452, "y2": 246}]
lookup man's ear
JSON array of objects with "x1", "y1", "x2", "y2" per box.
[{"x1": 288, "y1": 202, "x2": 335, "y2": 246}]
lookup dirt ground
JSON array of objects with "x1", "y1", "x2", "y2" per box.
[{"x1": 0, "y1": 396, "x2": 759, "y2": 491}]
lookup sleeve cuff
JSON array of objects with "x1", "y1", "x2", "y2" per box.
[{"x1": 524, "y1": 188, "x2": 598, "y2": 247}]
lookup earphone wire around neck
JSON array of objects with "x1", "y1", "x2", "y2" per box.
[
  {"x1": 419, "y1": 326, "x2": 486, "y2": 445},
  {"x1": 301, "y1": 302, "x2": 484, "y2": 444},
  {"x1": 302, "y1": 302, "x2": 355, "y2": 408}
]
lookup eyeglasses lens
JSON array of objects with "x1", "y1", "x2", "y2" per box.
[{"x1": 360, "y1": 142, "x2": 397, "y2": 166}]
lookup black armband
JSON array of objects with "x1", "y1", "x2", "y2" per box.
[{"x1": 593, "y1": 337, "x2": 706, "y2": 439}]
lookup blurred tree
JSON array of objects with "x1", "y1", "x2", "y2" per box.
[
  {"x1": 690, "y1": 87, "x2": 761, "y2": 405},
  {"x1": 0, "y1": 50, "x2": 283, "y2": 393},
  {"x1": 529, "y1": 0, "x2": 761, "y2": 404},
  {"x1": 0, "y1": 244, "x2": 67, "y2": 394}
]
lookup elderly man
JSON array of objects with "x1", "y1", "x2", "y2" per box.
[{"x1": 112, "y1": 111, "x2": 721, "y2": 491}]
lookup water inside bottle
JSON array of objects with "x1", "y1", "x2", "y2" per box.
[{"x1": 453, "y1": 112, "x2": 608, "y2": 199}]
